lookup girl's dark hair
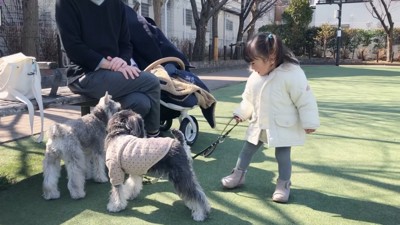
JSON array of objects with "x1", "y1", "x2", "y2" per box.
[{"x1": 243, "y1": 32, "x2": 299, "y2": 66}]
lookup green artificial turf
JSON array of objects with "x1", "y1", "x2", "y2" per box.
[{"x1": 0, "y1": 65, "x2": 399, "y2": 225}]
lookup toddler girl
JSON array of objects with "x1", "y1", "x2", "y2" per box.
[{"x1": 221, "y1": 32, "x2": 320, "y2": 203}]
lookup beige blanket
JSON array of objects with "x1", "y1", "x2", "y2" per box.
[{"x1": 150, "y1": 65, "x2": 216, "y2": 109}]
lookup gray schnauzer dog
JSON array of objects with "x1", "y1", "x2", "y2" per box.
[
  {"x1": 42, "y1": 92, "x2": 121, "y2": 200},
  {"x1": 105, "y1": 110, "x2": 211, "y2": 221}
]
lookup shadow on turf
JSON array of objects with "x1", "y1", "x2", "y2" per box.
[
  {"x1": 0, "y1": 127, "x2": 257, "y2": 225},
  {"x1": 291, "y1": 188, "x2": 398, "y2": 224},
  {"x1": 0, "y1": 170, "x2": 254, "y2": 225}
]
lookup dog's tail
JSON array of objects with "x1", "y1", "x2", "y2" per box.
[
  {"x1": 170, "y1": 129, "x2": 186, "y2": 145},
  {"x1": 171, "y1": 129, "x2": 192, "y2": 161}
]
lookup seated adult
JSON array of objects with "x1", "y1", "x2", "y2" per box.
[
  {"x1": 56, "y1": 0, "x2": 162, "y2": 137},
  {"x1": 124, "y1": 5, "x2": 191, "y2": 70}
]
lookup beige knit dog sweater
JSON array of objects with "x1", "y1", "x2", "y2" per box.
[{"x1": 106, "y1": 135, "x2": 173, "y2": 186}]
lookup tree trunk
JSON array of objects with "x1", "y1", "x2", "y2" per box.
[
  {"x1": 192, "y1": 25, "x2": 207, "y2": 61},
  {"x1": 21, "y1": 0, "x2": 38, "y2": 57},
  {"x1": 386, "y1": 31, "x2": 393, "y2": 62},
  {"x1": 234, "y1": 21, "x2": 245, "y2": 59},
  {"x1": 212, "y1": 13, "x2": 218, "y2": 61},
  {"x1": 247, "y1": 25, "x2": 255, "y2": 41},
  {"x1": 189, "y1": 0, "x2": 228, "y2": 61},
  {"x1": 153, "y1": 0, "x2": 164, "y2": 27},
  {"x1": 247, "y1": 1, "x2": 257, "y2": 42},
  {"x1": 361, "y1": 49, "x2": 365, "y2": 61}
]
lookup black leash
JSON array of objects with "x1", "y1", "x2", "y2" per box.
[
  {"x1": 143, "y1": 118, "x2": 238, "y2": 184},
  {"x1": 192, "y1": 118, "x2": 238, "y2": 159}
]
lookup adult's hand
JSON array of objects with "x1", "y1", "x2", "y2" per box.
[
  {"x1": 107, "y1": 56, "x2": 127, "y2": 71},
  {"x1": 117, "y1": 66, "x2": 141, "y2": 79}
]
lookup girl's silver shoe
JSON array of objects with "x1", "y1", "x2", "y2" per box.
[
  {"x1": 272, "y1": 179, "x2": 291, "y2": 203},
  {"x1": 221, "y1": 168, "x2": 246, "y2": 189}
]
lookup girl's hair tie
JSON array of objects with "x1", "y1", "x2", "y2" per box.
[{"x1": 267, "y1": 33, "x2": 274, "y2": 47}]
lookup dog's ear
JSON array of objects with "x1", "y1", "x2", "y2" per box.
[
  {"x1": 126, "y1": 113, "x2": 146, "y2": 138},
  {"x1": 98, "y1": 91, "x2": 113, "y2": 106},
  {"x1": 136, "y1": 114, "x2": 146, "y2": 138},
  {"x1": 104, "y1": 91, "x2": 110, "y2": 104}
]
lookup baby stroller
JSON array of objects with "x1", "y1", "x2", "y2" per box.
[{"x1": 144, "y1": 57, "x2": 216, "y2": 145}]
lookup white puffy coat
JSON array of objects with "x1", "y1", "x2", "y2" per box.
[{"x1": 234, "y1": 63, "x2": 320, "y2": 147}]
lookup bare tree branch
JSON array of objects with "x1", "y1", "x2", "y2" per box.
[
  {"x1": 189, "y1": 0, "x2": 229, "y2": 61},
  {"x1": 365, "y1": 0, "x2": 394, "y2": 62}
]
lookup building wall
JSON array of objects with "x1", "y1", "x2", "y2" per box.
[
  {"x1": 165, "y1": 0, "x2": 198, "y2": 41},
  {"x1": 152, "y1": 0, "x2": 240, "y2": 48},
  {"x1": 218, "y1": 0, "x2": 241, "y2": 47}
]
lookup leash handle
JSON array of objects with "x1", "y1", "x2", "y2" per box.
[
  {"x1": 220, "y1": 118, "x2": 238, "y2": 140},
  {"x1": 192, "y1": 118, "x2": 238, "y2": 159}
]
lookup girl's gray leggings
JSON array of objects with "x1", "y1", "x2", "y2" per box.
[{"x1": 235, "y1": 141, "x2": 292, "y2": 181}]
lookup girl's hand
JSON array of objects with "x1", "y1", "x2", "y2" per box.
[
  {"x1": 305, "y1": 129, "x2": 316, "y2": 134},
  {"x1": 233, "y1": 115, "x2": 242, "y2": 123}
]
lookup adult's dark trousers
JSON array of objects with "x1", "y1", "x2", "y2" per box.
[{"x1": 68, "y1": 69, "x2": 160, "y2": 133}]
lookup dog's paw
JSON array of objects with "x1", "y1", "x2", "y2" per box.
[
  {"x1": 94, "y1": 174, "x2": 109, "y2": 183},
  {"x1": 127, "y1": 191, "x2": 140, "y2": 200},
  {"x1": 85, "y1": 172, "x2": 93, "y2": 180},
  {"x1": 189, "y1": 202, "x2": 210, "y2": 221},
  {"x1": 192, "y1": 210, "x2": 207, "y2": 222},
  {"x1": 107, "y1": 202, "x2": 126, "y2": 212},
  {"x1": 42, "y1": 190, "x2": 60, "y2": 200},
  {"x1": 70, "y1": 190, "x2": 86, "y2": 199}
]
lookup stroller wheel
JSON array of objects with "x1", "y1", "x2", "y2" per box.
[
  {"x1": 160, "y1": 119, "x2": 173, "y2": 131},
  {"x1": 179, "y1": 116, "x2": 199, "y2": 145}
]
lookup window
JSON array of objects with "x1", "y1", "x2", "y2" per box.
[
  {"x1": 185, "y1": 9, "x2": 196, "y2": 29},
  {"x1": 141, "y1": 3, "x2": 150, "y2": 17},
  {"x1": 226, "y1": 19, "x2": 233, "y2": 31},
  {"x1": 185, "y1": 9, "x2": 193, "y2": 26}
]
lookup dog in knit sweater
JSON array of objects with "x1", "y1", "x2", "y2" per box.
[
  {"x1": 42, "y1": 92, "x2": 121, "y2": 200},
  {"x1": 105, "y1": 109, "x2": 211, "y2": 221}
]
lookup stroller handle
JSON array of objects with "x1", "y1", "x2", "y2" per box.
[{"x1": 144, "y1": 57, "x2": 186, "y2": 72}]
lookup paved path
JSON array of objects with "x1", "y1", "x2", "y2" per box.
[{"x1": 0, "y1": 67, "x2": 249, "y2": 143}]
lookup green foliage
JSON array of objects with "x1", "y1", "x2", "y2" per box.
[
  {"x1": 315, "y1": 24, "x2": 336, "y2": 43},
  {"x1": 315, "y1": 24, "x2": 336, "y2": 58},
  {"x1": 259, "y1": 24, "x2": 290, "y2": 40},
  {"x1": 282, "y1": 0, "x2": 313, "y2": 27},
  {"x1": 304, "y1": 27, "x2": 320, "y2": 58},
  {"x1": 258, "y1": 22, "x2": 399, "y2": 62},
  {"x1": 355, "y1": 29, "x2": 375, "y2": 60},
  {"x1": 342, "y1": 28, "x2": 363, "y2": 59},
  {"x1": 280, "y1": 0, "x2": 314, "y2": 55},
  {"x1": 394, "y1": 28, "x2": 400, "y2": 45}
]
